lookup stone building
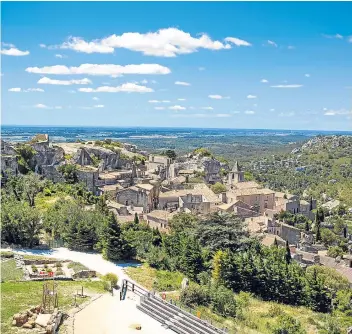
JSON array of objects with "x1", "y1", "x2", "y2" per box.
[
  {"x1": 202, "y1": 157, "x2": 222, "y2": 184},
  {"x1": 145, "y1": 210, "x2": 176, "y2": 232},
  {"x1": 116, "y1": 183, "x2": 159, "y2": 213},
  {"x1": 227, "y1": 161, "x2": 245, "y2": 185},
  {"x1": 146, "y1": 155, "x2": 174, "y2": 180}
]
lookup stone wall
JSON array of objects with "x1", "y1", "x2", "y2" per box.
[
  {"x1": 280, "y1": 223, "x2": 301, "y2": 245},
  {"x1": 76, "y1": 169, "x2": 99, "y2": 194}
]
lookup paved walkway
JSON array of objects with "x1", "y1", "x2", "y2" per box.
[{"x1": 74, "y1": 291, "x2": 173, "y2": 334}]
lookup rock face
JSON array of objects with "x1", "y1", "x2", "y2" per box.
[
  {"x1": 1, "y1": 140, "x2": 19, "y2": 177},
  {"x1": 202, "y1": 157, "x2": 222, "y2": 184},
  {"x1": 84, "y1": 147, "x2": 120, "y2": 170},
  {"x1": 30, "y1": 144, "x2": 65, "y2": 173},
  {"x1": 73, "y1": 148, "x2": 94, "y2": 166}
]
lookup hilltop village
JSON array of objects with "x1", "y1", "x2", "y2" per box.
[{"x1": 1, "y1": 134, "x2": 352, "y2": 282}]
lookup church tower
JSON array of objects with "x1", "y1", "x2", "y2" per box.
[{"x1": 228, "y1": 161, "x2": 245, "y2": 184}]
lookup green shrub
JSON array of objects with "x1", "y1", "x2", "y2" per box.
[
  {"x1": 103, "y1": 273, "x2": 118, "y2": 287},
  {"x1": 271, "y1": 314, "x2": 306, "y2": 334},
  {"x1": 31, "y1": 265, "x2": 38, "y2": 273},
  {"x1": 55, "y1": 262, "x2": 63, "y2": 268},
  {"x1": 0, "y1": 251, "x2": 14, "y2": 259},
  {"x1": 55, "y1": 269, "x2": 64, "y2": 276},
  {"x1": 180, "y1": 285, "x2": 210, "y2": 308}
]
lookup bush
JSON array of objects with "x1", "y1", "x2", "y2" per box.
[
  {"x1": 0, "y1": 251, "x2": 14, "y2": 259},
  {"x1": 209, "y1": 284, "x2": 237, "y2": 317},
  {"x1": 180, "y1": 285, "x2": 210, "y2": 308},
  {"x1": 103, "y1": 273, "x2": 118, "y2": 287},
  {"x1": 55, "y1": 269, "x2": 64, "y2": 276},
  {"x1": 211, "y1": 182, "x2": 227, "y2": 194},
  {"x1": 271, "y1": 314, "x2": 306, "y2": 334},
  {"x1": 327, "y1": 246, "x2": 344, "y2": 258},
  {"x1": 31, "y1": 265, "x2": 38, "y2": 273},
  {"x1": 55, "y1": 262, "x2": 63, "y2": 268}
]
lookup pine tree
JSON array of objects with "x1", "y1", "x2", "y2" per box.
[
  {"x1": 101, "y1": 214, "x2": 133, "y2": 261},
  {"x1": 285, "y1": 240, "x2": 291, "y2": 264},
  {"x1": 179, "y1": 236, "x2": 204, "y2": 280}
]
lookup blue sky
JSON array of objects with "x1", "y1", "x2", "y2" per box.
[{"x1": 1, "y1": 1, "x2": 352, "y2": 130}]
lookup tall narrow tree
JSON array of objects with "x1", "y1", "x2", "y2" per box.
[{"x1": 285, "y1": 240, "x2": 291, "y2": 264}]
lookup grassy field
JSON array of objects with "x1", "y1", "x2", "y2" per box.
[
  {"x1": 125, "y1": 265, "x2": 352, "y2": 334},
  {"x1": 1, "y1": 280, "x2": 106, "y2": 334},
  {"x1": 67, "y1": 261, "x2": 88, "y2": 273},
  {"x1": 1, "y1": 259, "x2": 24, "y2": 282}
]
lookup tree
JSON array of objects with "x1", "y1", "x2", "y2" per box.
[
  {"x1": 212, "y1": 250, "x2": 225, "y2": 282},
  {"x1": 58, "y1": 164, "x2": 78, "y2": 184},
  {"x1": 134, "y1": 212, "x2": 139, "y2": 225},
  {"x1": 316, "y1": 222, "x2": 321, "y2": 242},
  {"x1": 210, "y1": 182, "x2": 227, "y2": 194},
  {"x1": 179, "y1": 235, "x2": 204, "y2": 280},
  {"x1": 15, "y1": 144, "x2": 36, "y2": 174},
  {"x1": 305, "y1": 220, "x2": 310, "y2": 232},
  {"x1": 273, "y1": 237, "x2": 279, "y2": 247},
  {"x1": 1, "y1": 199, "x2": 42, "y2": 247},
  {"x1": 320, "y1": 228, "x2": 337, "y2": 247},
  {"x1": 196, "y1": 212, "x2": 249, "y2": 253},
  {"x1": 99, "y1": 214, "x2": 133, "y2": 261},
  {"x1": 285, "y1": 240, "x2": 291, "y2": 265},
  {"x1": 164, "y1": 149, "x2": 177, "y2": 160}
]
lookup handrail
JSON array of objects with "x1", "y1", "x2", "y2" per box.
[{"x1": 121, "y1": 279, "x2": 228, "y2": 334}]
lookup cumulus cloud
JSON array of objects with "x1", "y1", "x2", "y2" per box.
[
  {"x1": 267, "y1": 40, "x2": 278, "y2": 47},
  {"x1": 247, "y1": 95, "x2": 257, "y2": 99},
  {"x1": 261, "y1": 79, "x2": 269, "y2": 83},
  {"x1": 324, "y1": 109, "x2": 351, "y2": 116},
  {"x1": 92, "y1": 97, "x2": 99, "y2": 101},
  {"x1": 245, "y1": 110, "x2": 255, "y2": 114},
  {"x1": 1, "y1": 44, "x2": 29, "y2": 56},
  {"x1": 55, "y1": 54, "x2": 66, "y2": 58},
  {"x1": 270, "y1": 84, "x2": 302, "y2": 88},
  {"x1": 201, "y1": 106, "x2": 214, "y2": 110},
  {"x1": 178, "y1": 98, "x2": 186, "y2": 101},
  {"x1": 39, "y1": 44, "x2": 47, "y2": 48},
  {"x1": 78, "y1": 83, "x2": 153, "y2": 93},
  {"x1": 224, "y1": 37, "x2": 251, "y2": 47},
  {"x1": 9, "y1": 87, "x2": 44, "y2": 92},
  {"x1": 38, "y1": 77, "x2": 92, "y2": 85},
  {"x1": 169, "y1": 105, "x2": 186, "y2": 111},
  {"x1": 55, "y1": 28, "x2": 250, "y2": 57},
  {"x1": 175, "y1": 81, "x2": 190, "y2": 86},
  {"x1": 208, "y1": 95, "x2": 229, "y2": 100},
  {"x1": 26, "y1": 64, "x2": 171, "y2": 76}
]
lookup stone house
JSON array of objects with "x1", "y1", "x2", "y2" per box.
[
  {"x1": 145, "y1": 210, "x2": 176, "y2": 232},
  {"x1": 116, "y1": 183, "x2": 159, "y2": 213}
]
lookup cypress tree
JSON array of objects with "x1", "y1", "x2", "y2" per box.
[
  {"x1": 305, "y1": 220, "x2": 310, "y2": 232},
  {"x1": 273, "y1": 237, "x2": 278, "y2": 247},
  {"x1": 134, "y1": 212, "x2": 139, "y2": 225},
  {"x1": 285, "y1": 240, "x2": 291, "y2": 264},
  {"x1": 316, "y1": 222, "x2": 321, "y2": 242}
]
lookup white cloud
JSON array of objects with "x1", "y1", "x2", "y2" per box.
[
  {"x1": 172, "y1": 113, "x2": 231, "y2": 118},
  {"x1": 247, "y1": 95, "x2": 257, "y2": 99},
  {"x1": 287, "y1": 45, "x2": 295, "y2": 50},
  {"x1": 26, "y1": 64, "x2": 171, "y2": 76},
  {"x1": 55, "y1": 54, "x2": 66, "y2": 58},
  {"x1": 198, "y1": 67, "x2": 205, "y2": 71},
  {"x1": 267, "y1": 40, "x2": 278, "y2": 47},
  {"x1": 175, "y1": 81, "x2": 190, "y2": 86},
  {"x1": 148, "y1": 100, "x2": 170, "y2": 103},
  {"x1": 34, "y1": 104, "x2": 49, "y2": 109},
  {"x1": 92, "y1": 97, "x2": 99, "y2": 101},
  {"x1": 261, "y1": 79, "x2": 268, "y2": 83},
  {"x1": 1, "y1": 46, "x2": 29, "y2": 56},
  {"x1": 201, "y1": 106, "x2": 213, "y2": 110},
  {"x1": 38, "y1": 77, "x2": 92, "y2": 85},
  {"x1": 322, "y1": 34, "x2": 343, "y2": 39},
  {"x1": 278, "y1": 111, "x2": 295, "y2": 117},
  {"x1": 26, "y1": 88, "x2": 45, "y2": 92},
  {"x1": 169, "y1": 105, "x2": 186, "y2": 111},
  {"x1": 154, "y1": 107, "x2": 165, "y2": 110},
  {"x1": 270, "y1": 108, "x2": 275, "y2": 112},
  {"x1": 94, "y1": 105, "x2": 104, "y2": 108},
  {"x1": 324, "y1": 109, "x2": 351, "y2": 116},
  {"x1": 245, "y1": 110, "x2": 255, "y2": 114},
  {"x1": 79, "y1": 83, "x2": 153, "y2": 93},
  {"x1": 9, "y1": 87, "x2": 44, "y2": 92},
  {"x1": 57, "y1": 28, "x2": 238, "y2": 57},
  {"x1": 208, "y1": 95, "x2": 229, "y2": 100},
  {"x1": 305, "y1": 74, "x2": 310, "y2": 77},
  {"x1": 178, "y1": 98, "x2": 186, "y2": 101},
  {"x1": 224, "y1": 37, "x2": 251, "y2": 47},
  {"x1": 270, "y1": 84, "x2": 302, "y2": 88},
  {"x1": 39, "y1": 44, "x2": 46, "y2": 48}
]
